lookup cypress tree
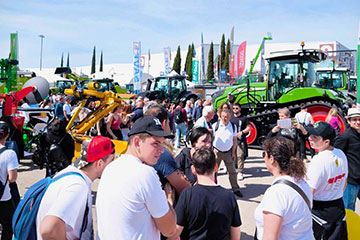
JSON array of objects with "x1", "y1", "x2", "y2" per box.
[
  {"x1": 185, "y1": 45, "x2": 193, "y2": 81},
  {"x1": 220, "y1": 34, "x2": 226, "y2": 69},
  {"x1": 100, "y1": 51, "x2": 103, "y2": 72},
  {"x1": 191, "y1": 43, "x2": 195, "y2": 57},
  {"x1": 224, "y1": 39, "x2": 230, "y2": 72},
  {"x1": 91, "y1": 46, "x2": 96, "y2": 74},
  {"x1": 66, "y1": 52, "x2": 70, "y2": 68},
  {"x1": 207, "y1": 42, "x2": 214, "y2": 81},
  {"x1": 60, "y1": 53, "x2": 64, "y2": 67},
  {"x1": 172, "y1": 46, "x2": 181, "y2": 74}
]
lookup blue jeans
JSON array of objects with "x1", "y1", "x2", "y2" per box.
[
  {"x1": 343, "y1": 183, "x2": 360, "y2": 211},
  {"x1": 175, "y1": 122, "x2": 186, "y2": 147}
]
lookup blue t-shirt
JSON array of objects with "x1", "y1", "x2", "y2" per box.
[
  {"x1": 152, "y1": 147, "x2": 177, "y2": 187},
  {"x1": 55, "y1": 102, "x2": 64, "y2": 119},
  {"x1": 130, "y1": 107, "x2": 143, "y2": 123}
]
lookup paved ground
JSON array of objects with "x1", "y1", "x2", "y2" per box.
[{"x1": 8, "y1": 148, "x2": 360, "y2": 239}]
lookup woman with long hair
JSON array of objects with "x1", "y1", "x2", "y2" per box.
[
  {"x1": 326, "y1": 107, "x2": 341, "y2": 134},
  {"x1": 254, "y1": 136, "x2": 314, "y2": 240},
  {"x1": 120, "y1": 104, "x2": 133, "y2": 141},
  {"x1": 106, "y1": 106, "x2": 124, "y2": 140}
]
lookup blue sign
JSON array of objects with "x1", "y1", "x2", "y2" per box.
[
  {"x1": 133, "y1": 42, "x2": 141, "y2": 92},
  {"x1": 164, "y1": 47, "x2": 171, "y2": 75},
  {"x1": 220, "y1": 69, "x2": 226, "y2": 83}
]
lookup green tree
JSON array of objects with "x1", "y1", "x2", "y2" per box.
[
  {"x1": 60, "y1": 53, "x2": 64, "y2": 67},
  {"x1": 66, "y1": 52, "x2": 70, "y2": 68},
  {"x1": 91, "y1": 46, "x2": 96, "y2": 74},
  {"x1": 224, "y1": 39, "x2": 230, "y2": 72},
  {"x1": 172, "y1": 46, "x2": 181, "y2": 74},
  {"x1": 207, "y1": 42, "x2": 214, "y2": 81},
  {"x1": 100, "y1": 51, "x2": 103, "y2": 72},
  {"x1": 220, "y1": 34, "x2": 225, "y2": 69},
  {"x1": 185, "y1": 44, "x2": 193, "y2": 81}
]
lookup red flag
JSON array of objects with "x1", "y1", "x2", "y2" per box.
[
  {"x1": 230, "y1": 55, "x2": 235, "y2": 79},
  {"x1": 237, "y1": 41, "x2": 246, "y2": 77}
]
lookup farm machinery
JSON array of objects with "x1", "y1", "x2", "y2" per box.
[{"x1": 212, "y1": 42, "x2": 352, "y2": 146}]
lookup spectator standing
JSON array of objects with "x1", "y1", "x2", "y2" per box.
[
  {"x1": 175, "y1": 127, "x2": 212, "y2": 185},
  {"x1": 173, "y1": 102, "x2": 188, "y2": 148},
  {"x1": 145, "y1": 103, "x2": 191, "y2": 196},
  {"x1": 36, "y1": 136, "x2": 114, "y2": 240},
  {"x1": 120, "y1": 104, "x2": 132, "y2": 141},
  {"x1": 54, "y1": 96, "x2": 65, "y2": 120},
  {"x1": 254, "y1": 136, "x2": 314, "y2": 240},
  {"x1": 63, "y1": 96, "x2": 72, "y2": 123},
  {"x1": 0, "y1": 122, "x2": 18, "y2": 240},
  {"x1": 192, "y1": 98, "x2": 203, "y2": 122},
  {"x1": 130, "y1": 99, "x2": 144, "y2": 124},
  {"x1": 306, "y1": 122, "x2": 348, "y2": 239},
  {"x1": 96, "y1": 116, "x2": 177, "y2": 239},
  {"x1": 295, "y1": 104, "x2": 315, "y2": 159},
  {"x1": 231, "y1": 103, "x2": 251, "y2": 181},
  {"x1": 334, "y1": 108, "x2": 360, "y2": 211},
  {"x1": 106, "y1": 106, "x2": 124, "y2": 140},
  {"x1": 184, "y1": 100, "x2": 194, "y2": 131},
  {"x1": 212, "y1": 109, "x2": 243, "y2": 198},
  {"x1": 326, "y1": 107, "x2": 341, "y2": 134},
  {"x1": 194, "y1": 105, "x2": 214, "y2": 133},
  {"x1": 170, "y1": 148, "x2": 241, "y2": 240}
]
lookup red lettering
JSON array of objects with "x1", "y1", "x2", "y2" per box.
[
  {"x1": 328, "y1": 178, "x2": 334, "y2": 184},
  {"x1": 328, "y1": 173, "x2": 346, "y2": 184}
]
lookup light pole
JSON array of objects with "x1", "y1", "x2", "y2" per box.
[{"x1": 39, "y1": 35, "x2": 45, "y2": 71}]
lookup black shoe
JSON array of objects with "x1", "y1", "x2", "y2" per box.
[{"x1": 233, "y1": 190, "x2": 243, "y2": 198}]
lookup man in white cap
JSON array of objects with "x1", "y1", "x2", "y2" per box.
[{"x1": 334, "y1": 108, "x2": 360, "y2": 211}]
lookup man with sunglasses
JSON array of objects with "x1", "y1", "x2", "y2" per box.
[{"x1": 231, "y1": 103, "x2": 251, "y2": 181}]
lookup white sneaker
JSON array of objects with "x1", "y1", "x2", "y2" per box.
[{"x1": 237, "y1": 173, "x2": 244, "y2": 181}]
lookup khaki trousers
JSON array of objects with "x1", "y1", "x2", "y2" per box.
[{"x1": 214, "y1": 148, "x2": 240, "y2": 191}]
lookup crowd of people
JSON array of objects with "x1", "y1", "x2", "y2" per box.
[{"x1": 0, "y1": 91, "x2": 360, "y2": 240}]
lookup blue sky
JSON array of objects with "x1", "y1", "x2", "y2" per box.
[{"x1": 0, "y1": 0, "x2": 359, "y2": 68}]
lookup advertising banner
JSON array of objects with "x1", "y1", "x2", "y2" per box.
[
  {"x1": 201, "y1": 33, "x2": 205, "y2": 81},
  {"x1": 237, "y1": 41, "x2": 246, "y2": 77},
  {"x1": 164, "y1": 47, "x2": 171, "y2": 75},
  {"x1": 220, "y1": 69, "x2": 226, "y2": 83},
  {"x1": 133, "y1": 41, "x2": 141, "y2": 92},
  {"x1": 230, "y1": 55, "x2": 235, "y2": 79},
  {"x1": 192, "y1": 59, "x2": 199, "y2": 83},
  {"x1": 260, "y1": 39, "x2": 266, "y2": 76},
  {"x1": 357, "y1": 23, "x2": 360, "y2": 106}
]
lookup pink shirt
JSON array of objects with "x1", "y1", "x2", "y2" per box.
[{"x1": 329, "y1": 116, "x2": 340, "y2": 130}]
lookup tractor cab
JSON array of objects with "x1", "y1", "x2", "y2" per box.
[
  {"x1": 315, "y1": 67, "x2": 349, "y2": 91},
  {"x1": 145, "y1": 75, "x2": 187, "y2": 102},
  {"x1": 349, "y1": 76, "x2": 357, "y2": 92},
  {"x1": 266, "y1": 49, "x2": 325, "y2": 101}
]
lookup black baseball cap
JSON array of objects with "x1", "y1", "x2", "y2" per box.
[
  {"x1": 0, "y1": 121, "x2": 10, "y2": 137},
  {"x1": 128, "y1": 116, "x2": 174, "y2": 138},
  {"x1": 305, "y1": 121, "x2": 335, "y2": 141}
]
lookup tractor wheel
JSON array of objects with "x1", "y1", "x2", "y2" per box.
[{"x1": 246, "y1": 121, "x2": 257, "y2": 145}]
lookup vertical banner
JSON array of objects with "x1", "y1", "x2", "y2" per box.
[
  {"x1": 192, "y1": 60, "x2": 199, "y2": 83},
  {"x1": 201, "y1": 33, "x2": 205, "y2": 82},
  {"x1": 220, "y1": 69, "x2": 226, "y2": 83},
  {"x1": 164, "y1": 47, "x2": 171, "y2": 75},
  {"x1": 237, "y1": 41, "x2": 246, "y2": 78},
  {"x1": 230, "y1": 55, "x2": 235, "y2": 79},
  {"x1": 10, "y1": 32, "x2": 18, "y2": 92},
  {"x1": 357, "y1": 22, "x2": 360, "y2": 107},
  {"x1": 133, "y1": 41, "x2": 141, "y2": 92},
  {"x1": 214, "y1": 55, "x2": 219, "y2": 82},
  {"x1": 260, "y1": 39, "x2": 266, "y2": 76},
  {"x1": 229, "y1": 27, "x2": 234, "y2": 78}
]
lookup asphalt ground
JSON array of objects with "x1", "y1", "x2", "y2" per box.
[{"x1": 6, "y1": 148, "x2": 360, "y2": 239}]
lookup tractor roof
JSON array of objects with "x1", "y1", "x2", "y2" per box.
[
  {"x1": 316, "y1": 67, "x2": 349, "y2": 72},
  {"x1": 265, "y1": 49, "x2": 326, "y2": 62}
]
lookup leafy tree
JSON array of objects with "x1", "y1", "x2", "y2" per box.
[
  {"x1": 220, "y1": 34, "x2": 225, "y2": 69},
  {"x1": 224, "y1": 39, "x2": 230, "y2": 72},
  {"x1": 172, "y1": 46, "x2": 181, "y2": 74},
  {"x1": 66, "y1": 52, "x2": 70, "y2": 68},
  {"x1": 100, "y1": 51, "x2": 103, "y2": 72},
  {"x1": 207, "y1": 42, "x2": 214, "y2": 81},
  {"x1": 91, "y1": 46, "x2": 96, "y2": 74},
  {"x1": 185, "y1": 44, "x2": 193, "y2": 81},
  {"x1": 60, "y1": 53, "x2": 64, "y2": 67}
]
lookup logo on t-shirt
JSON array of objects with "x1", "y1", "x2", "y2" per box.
[{"x1": 335, "y1": 159, "x2": 339, "y2": 167}]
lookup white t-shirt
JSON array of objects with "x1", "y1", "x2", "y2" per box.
[
  {"x1": 96, "y1": 154, "x2": 169, "y2": 240},
  {"x1": 295, "y1": 111, "x2": 312, "y2": 126},
  {"x1": 306, "y1": 148, "x2": 348, "y2": 201},
  {"x1": 0, "y1": 147, "x2": 18, "y2": 201},
  {"x1": 36, "y1": 166, "x2": 93, "y2": 240},
  {"x1": 254, "y1": 175, "x2": 314, "y2": 240},
  {"x1": 212, "y1": 121, "x2": 237, "y2": 152},
  {"x1": 63, "y1": 103, "x2": 72, "y2": 115}
]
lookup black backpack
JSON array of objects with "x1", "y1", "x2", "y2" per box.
[
  {"x1": 174, "y1": 108, "x2": 185, "y2": 124},
  {"x1": 214, "y1": 120, "x2": 236, "y2": 133}
]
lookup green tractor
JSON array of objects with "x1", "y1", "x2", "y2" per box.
[
  {"x1": 315, "y1": 67, "x2": 357, "y2": 101},
  {"x1": 212, "y1": 44, "x2": 352, "y2": 146}
]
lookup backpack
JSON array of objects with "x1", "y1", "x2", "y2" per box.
[
  {"x1": 174, "y1": 108, "x2": 185, "y2": 124},
  {"x1": 214, "y1": 120, "x2": 236, "y2": 133},
  {"x1": 45, "y1": 135, "x2": 69, "y2": 175},
  {"x1": 12, "y1": 172, "x2": 88, "y2": 240},
  {"x1": 0, "y1": 147, "x2": 10, "y2": 198}
]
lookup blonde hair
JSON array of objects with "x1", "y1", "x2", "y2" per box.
[
  {"x1": 217, "y1": 102, "x2": 231, "y2": 116},
  {"x1": 326, "y1": 107, "x2": 338, "y2": 123}
]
